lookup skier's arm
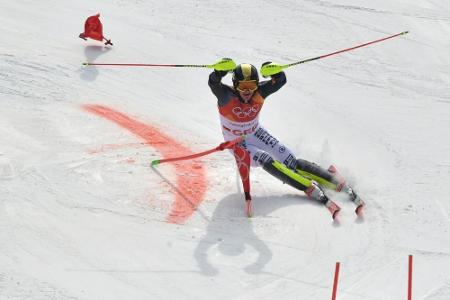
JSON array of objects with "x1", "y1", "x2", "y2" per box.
[
  {"x1": 208, "y1": 70, "x2": 234, "y2": 106},
  {"x1": 258, "y1": 71, "x2": 287, "y2": 98}
]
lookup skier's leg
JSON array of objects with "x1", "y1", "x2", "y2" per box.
[
  {"x1": 247, "y1": 126, "x2": 361, "y2": 212},
  {"x1": 258, "y1": 155, "x2": 340, "y2": 218},
  {"x1": 248, "y1": 128, "x2": 342, "y2": 193},
  {"x1": 248, "y1": 126, "x2": 344, "y2": 189},
  {"x1": 327, "y1": 165, "x2": 364, "y2": 207},
  {"x1": 297, "y1": 160, "x2": 365, "y2": 210},
  {"x1": 248, "y1": 126, "x2": 337, "y2": 188},
  {"x1": 296, "y1": 159, "x2": 340, "y2": 190},
  {"x1": 244, "y1": 136, "x2": 339, "y2": 217},
  {"x1": 249, "y1": 126, "x2": 298, "y2": 169}
]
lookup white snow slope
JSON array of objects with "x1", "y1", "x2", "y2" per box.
[{"x1": 1, "y1": 1, "x2": 450, "y2": 299}]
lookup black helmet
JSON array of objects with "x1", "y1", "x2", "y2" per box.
[{"x1": 232, "y1": 63, "x2": 259, "y2": 88}]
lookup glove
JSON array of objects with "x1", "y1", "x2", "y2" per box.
[
  {"x1": 261, "y1": 61, "x2": 273, "y2": 78},
  {"x1": 261, "y1": 61, "x2": 283, "y2": 78},
  {"x1": 261, "y1": 61, "x2": 272, "y2": 67},
  {"x1": 214, "y1": 69, "x2": 228, "y2": 77},
  {"x1": 214, "y1": 57, "x2": 236, "y2": 74}
]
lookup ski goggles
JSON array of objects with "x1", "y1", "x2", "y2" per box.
[{"x1": 236, "y1": 80, "x2": 258, "y2": 93}]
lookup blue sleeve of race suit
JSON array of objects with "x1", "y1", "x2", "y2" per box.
[{"x1": 258, "y1": 72, "x2": 287, "y2": 99}]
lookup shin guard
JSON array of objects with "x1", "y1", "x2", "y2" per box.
[
  {"x1": 296, "y1": 159, "x2": 342, "y2": 190},
  {"x1": 263, "y1": 159, "x2": 310, "y2": 192}
]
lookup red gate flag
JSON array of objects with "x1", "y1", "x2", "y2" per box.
[{"x1": 79, "y1": 13, "x2": 113, "y2": 45}]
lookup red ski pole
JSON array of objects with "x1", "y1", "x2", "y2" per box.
[
  {"x1": 151, "y1": 136, "x2": 244, "y2": 166},
  {"x1": 261, "y1": 31, "x2": 409, "y2": 76},
  {"x1": 82, "y1": 58, "x2": 236, "y2": 71}
]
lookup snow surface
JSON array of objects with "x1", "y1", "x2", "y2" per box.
[{"x1": 1, "y1": 0, "x2": 450, "y2": 299}]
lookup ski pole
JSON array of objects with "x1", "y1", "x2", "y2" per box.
[
  {"x1": 151, "y1": 135, "x2": 245, "y2": 166},
  {"x1": 261, "y1": 31, "x2": 409, "y2": 77},
  {"x1": 82, "y1": 57, "x2": 236, "y2": 71}
]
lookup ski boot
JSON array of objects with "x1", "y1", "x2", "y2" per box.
[
  {"x1": 262, "y1": 158, "x2": 340, "y2": 219},
  {"x1": 328, "y1": 165, "x2": 365, "y2": 215},
  {"x1": 305, "y1": 182, "x2": 341, "y2": 220}
]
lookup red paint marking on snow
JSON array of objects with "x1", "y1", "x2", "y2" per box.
[
  {"x1": 408, "y1": 255, "x2": 413, "y2": 300},
  {"x1": 331, "y1": 262, "x2": 340, "y2": 300},
  {"x1": 123, "y1": 158, "x2": 136, "y2": 164},
  {"x1": 82, "y1": 104, "x2": 207, "y2": 224},
  {"x1": 87, "y1": 142, "x2": 149, "y2": 154}
]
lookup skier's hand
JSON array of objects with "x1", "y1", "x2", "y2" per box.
[
  {"x1": 213, "y1": 58, "x2": 236, "y2": 73},
  {"x1": 261, "y1": 61, "x2": 273, "y2": 78},
  {"x1": 214, "y1": 69, "x2": 228, "y2": 77},
  {"x1": 259, "y1": 61, "x2": 283, "y2": 78}
]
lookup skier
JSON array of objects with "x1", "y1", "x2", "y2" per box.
[{"x1": 208, "y1": 61, "x2": 364, "y2": 219}]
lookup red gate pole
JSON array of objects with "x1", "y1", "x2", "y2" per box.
[
  {"x1": 331, "y1": 262, "x2": 340, "y2": 300},
  {"x1": 408, "y1": 255, "x2": 413, "y2": 300}
]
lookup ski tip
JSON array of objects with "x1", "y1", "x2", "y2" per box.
[
  {"x1": 332, "y1": 210, "x2": 340, "y2": 220},
  {"x1": 151, "y1": 160, "x2": 160, "y2": 166},
  {"x1": 332, "y1": 211, "x2": 341, "y2": 226},
  {"x1": 355, "y1": 204, "x2": 365, "y2": 218},
  {"x1": 326, "y1": 200, "x2": 341, "y2": 219},
  {"x1": 331, "y1": 208, "x2": 341, "y2": 224}
]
